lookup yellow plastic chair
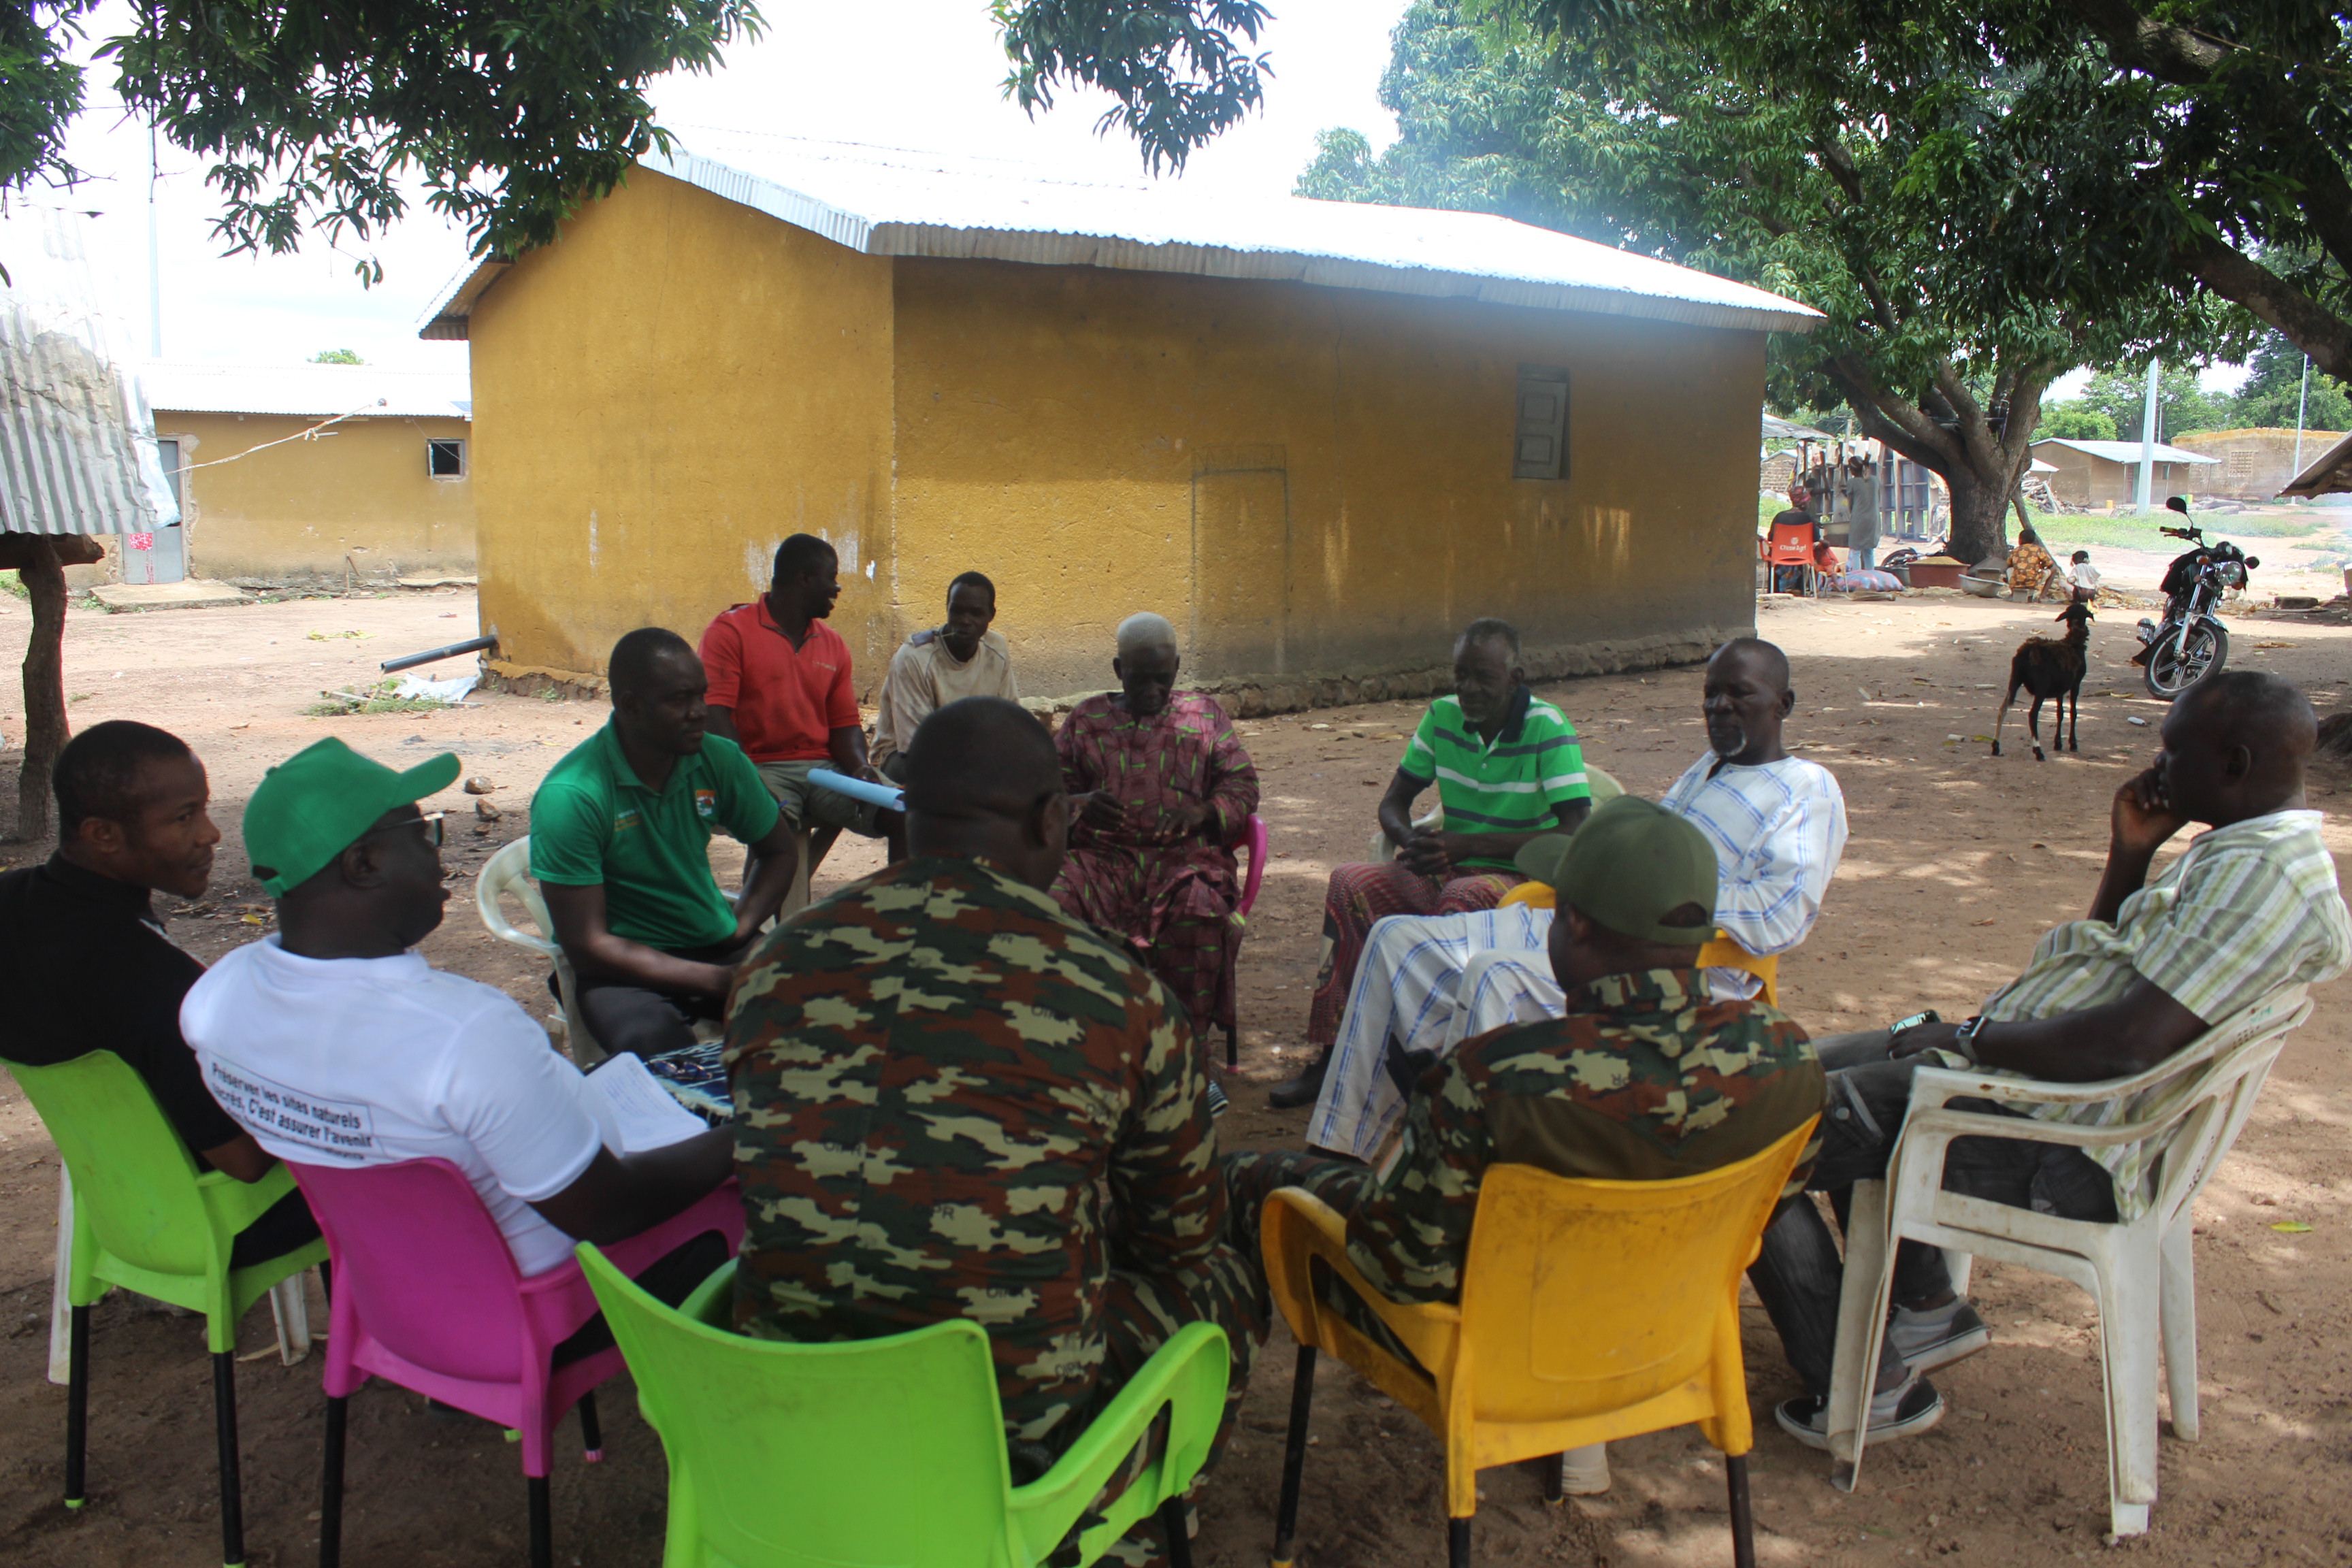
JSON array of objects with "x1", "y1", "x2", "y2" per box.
[
  {"x1": 1488, "y1": 889, "x2": 1782, "y2": 1008},
  {"x1": 1261, "y1": 1117, "x2": 1818, "y2": 1568},
  {"x1": 1692, "y1": 936, "x2": 1780, "y2": 1006}
]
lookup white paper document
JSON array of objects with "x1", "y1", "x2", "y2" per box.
[{"x1": 584, "y1": 1053, "x2": 709, "y2": 1155}]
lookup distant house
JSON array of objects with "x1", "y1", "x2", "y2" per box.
[
  {"x1": 421, "y1": 137, "x2": 1820, "y2": 703},
  {"x1": 138, "y1": 362, "x2": 474, "y2": 587},
  {"x1": 2170, "y1": 427, "x2": 2349, "y2": 501},
  {"x1": 2028, "y1": 438, "x2": 2219, "y2": 509}
]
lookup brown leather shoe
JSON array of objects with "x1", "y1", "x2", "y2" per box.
[{"x1": 1267, "y1": 1045, "x2": 1333, "y2": 1109}]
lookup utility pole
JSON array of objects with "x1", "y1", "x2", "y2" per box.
[
  {"x1": 2292, "y1": 354, "x2": 2312, "y2": 489},
  {"x1": 2134, "y1": 359, "x2": 2160, "y2": 512},
  {"x1": 146, "y1": 124, "x2": 162, "y2": 358}
]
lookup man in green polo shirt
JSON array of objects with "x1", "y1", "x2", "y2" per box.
[
  {"x1": 532, "y1": 628, "x2": 804, "y2": 1058},
  {"x1": 1273, "y1": 617, "x2": 1593, "y2": 1108}
]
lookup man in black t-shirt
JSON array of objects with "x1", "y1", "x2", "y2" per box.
[{"x1": 0, "y1": 721, "x2": 314, "y2": 1265}]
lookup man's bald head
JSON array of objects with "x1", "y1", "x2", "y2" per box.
[
  {"x1": 902, "y1": 698, "x2": 1071, "y2": 887},
  {"x1": 2159, "y1": 670, "x2": 2314, "y2": 826},
  {"x1": 1710, "y1": 636, "x2": 1790, "y2": 693},
  {"x1": 2182, "y1": 670, "x2": 2317, "y2": 753}
]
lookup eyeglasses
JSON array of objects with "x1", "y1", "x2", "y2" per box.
[{"x1": 363, "y1": 811, "x2": 444, "y2": 849}]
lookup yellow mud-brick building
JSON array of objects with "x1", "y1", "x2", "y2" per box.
[
  {"x1": 423, "y1": 137, "x2": 1819, "y2": 706},
  {"x1": 2027, "y1": 438, "x2": 2222, "y2": 511},
  {"x1": 140, "y1": 362, "x2": 476, "y2": 589}
]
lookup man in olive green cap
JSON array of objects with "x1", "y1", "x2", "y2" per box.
[{"x1": 1223, "y1": 795, "x2": 1826, "y2": 1490}]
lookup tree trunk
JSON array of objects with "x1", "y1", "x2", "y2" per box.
[
  {"x1": 1942, "y1": 462, "x2": 2017, "y2": 567},
  {"x1": 17, "y1": 538, "x2": 67, "y2": 843}
]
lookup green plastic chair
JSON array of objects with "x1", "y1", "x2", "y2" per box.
[
  {"x1": 576, "y1": 1247, "x2": 1230, "y2": 1567},
  {"x1": 10, "y1": 1049, "x2": 329, "y2": 1568}
]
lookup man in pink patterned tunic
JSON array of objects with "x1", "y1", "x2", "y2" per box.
[{"x1": 1052, "y1": 612, "x2": 1260, "y2": 1054}]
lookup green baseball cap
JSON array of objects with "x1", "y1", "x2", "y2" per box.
[
  {"x1": 245, "y1": 738, "x2": 460, "y2": 896},
  {"x1": 1514, "y1": 796, "x2": 1717, "y2": 945}
]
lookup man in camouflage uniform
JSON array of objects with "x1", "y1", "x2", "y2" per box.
[
  {"x1": 729, "y1": 696, "x2": 1264, "y2": 1564},
  {"x1": 1226, "y1": 796, "x2": 1824, "y2": 1490}
]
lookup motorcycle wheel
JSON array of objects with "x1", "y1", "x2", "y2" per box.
[{"x1": 2144, "y1": 620, "x2": 2228, "y2": 699}]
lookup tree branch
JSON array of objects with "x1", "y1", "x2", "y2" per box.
[
  {"x1": 2065, "y1": 0, "x2": 2232, "y2": 83},
  {"x1": 2176, "y1": 234, "x2": 2352, "y2": 381}
]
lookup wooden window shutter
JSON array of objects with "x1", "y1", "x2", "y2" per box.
[{"x1": 1513, "y1": 365, "x2": 1569, "y2": 480}]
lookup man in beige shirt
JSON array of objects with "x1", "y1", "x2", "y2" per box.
[{"x1": 871, "y1": 572, "x2": 1021, "y2": 781}]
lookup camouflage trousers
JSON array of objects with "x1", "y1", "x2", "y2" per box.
[
  {"x1": 1052, "y1": 1239, "x2": 1269, "y2": 1568},
  {"x1": 1220, "y1": 1151, "x2": 1424, "y2": 1371}
]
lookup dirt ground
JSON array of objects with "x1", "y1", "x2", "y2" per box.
[{"x1": 4, "y1": 585, "x2": 2351, "y2": 1568}]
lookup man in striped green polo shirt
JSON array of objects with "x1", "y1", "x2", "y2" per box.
[{"x1": 1273, "y1": 618, "x2": 1592, "y2": 1109}]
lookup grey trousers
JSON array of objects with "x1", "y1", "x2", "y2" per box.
[{"x1": 1748, "y1": 1030, "x2": 2119, "y2": 1397}]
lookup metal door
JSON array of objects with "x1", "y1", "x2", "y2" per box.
[
  {"x1": 122, "y1": 439, "x2": 187, "y2": 584},
  {"x1": 1192, "y1": 447, "x2": 1291, "y2": 681}
]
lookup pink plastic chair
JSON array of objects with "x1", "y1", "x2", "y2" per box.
[
  {"x1": 1225, "y1": 813, "x2": 1271, "y2": 1067},
  {"x1": 288, "y1": 1158, "x2": 744, "y2": 1568}
]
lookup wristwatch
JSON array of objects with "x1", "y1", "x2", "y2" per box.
[{"x1": 1950, "y1": 1015, "x2": 1988, "y2": 1066}]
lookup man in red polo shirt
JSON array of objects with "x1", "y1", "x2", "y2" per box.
[{"x1": 702, "y1": 535, "x2": 903, "y2": 863}]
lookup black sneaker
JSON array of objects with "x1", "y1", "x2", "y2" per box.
[
  {"x1": 1267, "y1": 1045, "x2": 1332, "y2": 1110},
  {"x1": 1775, "y1": 1375, "x2": 1944, "y2": 1452},
  {"x1": 1889, "y1": 1301, "x2": 1990, "y2": 1375},
  {"x1": 1206, "y1": 1079, "x2": 1230, "y2": 1119}
]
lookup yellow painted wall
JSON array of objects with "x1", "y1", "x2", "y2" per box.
[
  {"x1": 891, "y1": 259, "x2": 1761, "y2": 693},
  {"x1": 470, "y1": 170, "x2": 1762, "y2": 696},
  {"x1": 468, "y1": 168, "x2": 895, "y2": 681},
  {"x1": 152, "y1": 411, "x2": 476, "y2": 583}
]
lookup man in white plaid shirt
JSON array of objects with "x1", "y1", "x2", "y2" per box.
[
  {"x1": 1758, "y1": 669, "x2": 2351, "y2": 1452},
  {"x1": 1302, "y1": 638, "x2": 1846, "y2": 1161}
]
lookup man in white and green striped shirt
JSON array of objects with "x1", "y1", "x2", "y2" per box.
[
  {"x1": 1758, "y1": 670, "x2": 2350, "y2": 1452},
  {"x1": 1272, "y1": 618, "x2": 1594, "y2": 1109}
]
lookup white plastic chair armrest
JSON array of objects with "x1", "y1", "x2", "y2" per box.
[
  {"x1": 1906, "y1": 1058, "x2": 2204, "y2": 1113},
  {"x1": 1899, "y1": 1100, "x2": 2170, "y2": 1156},
  {"x1": 478, "y1": 898, "x2": 561, "y2": 959},
  {"x1": 1906, "y1": 987, "x2": 2312, "y2": 1116}
]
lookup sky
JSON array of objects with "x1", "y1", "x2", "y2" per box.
[
  {"x1": 35, "y1": 0, "x2": 1411, "y2": 373},
  {"x1": 25, "y1": 1, "x2": 2251, "y2": 397}
]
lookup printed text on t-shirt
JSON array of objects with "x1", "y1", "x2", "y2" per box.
[{"x1": 205, "y1": 1060, "x2": 377, "y2": 1158}]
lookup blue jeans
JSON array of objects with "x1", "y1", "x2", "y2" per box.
[
  {"x1": 1746, "y1": 1031, "x2": 2118, "y2": 1398},
  {"x1": 1852, "y1": 546, "x2": 1877, "y2": 570}
]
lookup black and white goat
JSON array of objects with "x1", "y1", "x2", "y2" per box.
[{"x1": 1992, "y1": 600, "x2": 2093, "y2": 760}]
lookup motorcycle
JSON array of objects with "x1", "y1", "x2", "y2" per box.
[{"x1": 2134, "y1": 495, "x2": 2257, "y2": 699}]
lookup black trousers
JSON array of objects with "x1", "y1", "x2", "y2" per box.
[
  {"x1": 550, "y1": 1228, "x2": 732, "y2": 1366},
  {"x1": 568, "y1": 940, "x2": 748, "y2": 1060},
  {"x1": 1746, "y1": 1030, "x2": 2120, "y2": 1398},
  {"x1": 227, "y1": 1186, "x2": 324, "y2": 1271}
]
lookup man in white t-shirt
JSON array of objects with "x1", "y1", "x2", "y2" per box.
[
  {"x1": 184, "y1": 738, "x2": 733, "y2": 1285},
  {"x1": 870, "y1": 571, "x2": 1021, "y2": 783}
]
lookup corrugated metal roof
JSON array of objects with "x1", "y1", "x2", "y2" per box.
[
  {"x1": 144, "y1": 361, "x2": 471, "y2": 419},
  {"x1": 422, "y1": 133, "x2": 1824, "y2": 339},
  {"x1": 2282, "y1": 429, "x2": 2352, "y2": 497},
  {"x1": 2029, "y1": 437, "x2": 2219, "y2": 466},
  {"x1": 0, "y1": 207, "x2": 177, "y2": 536},
  {"x1": 1762, "y1": 413, "x2": 1833, "y2": 440}
]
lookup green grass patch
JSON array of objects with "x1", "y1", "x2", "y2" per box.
[{"x1": 2028, "y1": 507, "x2": 2343, "y2": 557}]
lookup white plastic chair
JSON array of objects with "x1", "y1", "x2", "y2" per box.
[
  {"x1": 46, "y1": 1167, "x2": 314, "y2": 1384},
  {"x1": 476, "y1": 836, "x2": 606, "y2": 1066},
  {"x1": 1826, "y1": 984, "x2": 2314, "y2": 1536}
]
